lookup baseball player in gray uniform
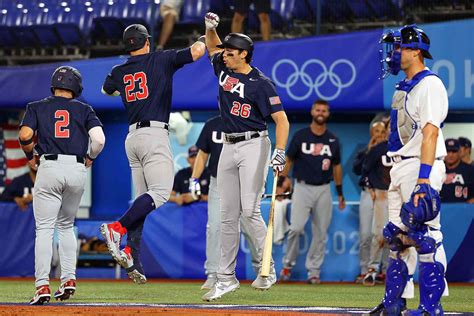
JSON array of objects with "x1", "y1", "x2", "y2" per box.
[
  {"x1": 100, "y1": 24, "x2": 205, "y2": 284},
  {"x1": 190, "y1": 115, "x2": 261, "y2": 290},
  {"x1": 20, "y1": 66, "x2": 105, "y2": 305},
  {"x1": 280, "y1": 100, "x2": 345, "y2": 284},
  {"x1": 201, "y1": 12, "x2": 289, "y2": 301}
]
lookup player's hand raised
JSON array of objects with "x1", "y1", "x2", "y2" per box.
[
  {"x1": 205, "y1": 12, "x2": 220, "y2": 30},
  {"x1": 271, "y1": 148, "x2": 286, "y2": 173},
  {"x1": 189, "y1": 177, "x2": 201, "y2": 200}
]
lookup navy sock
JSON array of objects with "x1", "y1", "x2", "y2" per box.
[
  {"x1": 118, "y1": 193, "x2": 155, "y2": 229},
  {"x1": 126, "y1": 221, "x2": 145, "y2": 274}
]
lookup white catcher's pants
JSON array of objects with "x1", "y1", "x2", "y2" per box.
[{"x1": 388, "y1": 158, "x2": 448, "y2": 298}]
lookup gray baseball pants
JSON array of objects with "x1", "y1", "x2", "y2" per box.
[
  {"x1": 205, "y1": 176, "x2": 260, "y2": 276},
  {"x1": 283, "y1": 181, "x2": 332, "y2": 278},
  {"x1": 359, "y1": 188, "x2": 374, "y2": 275},
  {"x1": 216, "y1": 136, "x2": 271, "y2": 280},
  {"x1": 33, "y1": 155, "x2": 87, "y2": 287}
]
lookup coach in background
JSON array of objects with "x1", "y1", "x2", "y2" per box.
[
  {"x1": 352, "y1": 120, "x2": 386, "y2": 284},
  {"x1": 458, "y1": 137, "x2": 473, "y2": 165},
  {"x1": 170, "y1": 145, "x2": 210, "y2": 205},
  {"x1": 440, "y1": 139, "x2": 474, "y2": 203},
  {"x1": 280, "y1": 99, "x2": 345, "y2": 284}
]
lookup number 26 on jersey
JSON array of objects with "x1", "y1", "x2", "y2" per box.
[{"x1": 230, "y1": 101, "x2": 251, "y2": 118}]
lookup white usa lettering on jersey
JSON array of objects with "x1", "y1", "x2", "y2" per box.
[
  {"x1": 301, "y1": 143, "x2": 333, "y2": 156},
  {"x1": 445, "y1": 173, "x2": 465, "y2": 185},
  {"x1": 219, "y1": 71, "x2": 245, "y2": 98},
  {"x1": 212, "y1": 131, "x2": 224, "y2": 144}
]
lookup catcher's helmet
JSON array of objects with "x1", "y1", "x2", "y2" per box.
[
  {"x1": 51, "y1": 66, "x2": 83, "y2": 98},
  {"x1": 123, "y1": 24, "x2": 151, "y2": 52},
  {"x1": 379, "y1": 24, "x2": 432, "y2": 78},
  {"x1": 217, "y1": 33, "x2": 254, "y2": 60}
]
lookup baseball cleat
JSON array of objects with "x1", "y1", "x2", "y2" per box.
[
  {"x1": 121, "y1": 246, "x2": 147, "y2": 284},
  {"x1": 100, "y1": 222, "x2": 126, "y2": 266},
  {"x1": 30, "y1": 285, "x2": 51, "y2": 305},
  {"x1": 127, "y1": 269, "x2": 147, "y2": 285},
  {"x1": 363, "y1": 269, "x2": 377, "y2": 286},
  {"x1": 201, "y1": 273, "x2": 217, "y2": 290},
  {"x1": 251, "y1": 268, "x2": 277, "y2": 290},
  {"x1": 54, "y1": 280, "x2": 76, "y2": 301},
  {"x1": 202, "y1": 278, "x2": 240, "y2": 301},
  {"x1": 279, "y1": 267, "x2": 292, "y2": 282},
  {"x1": 307, "y1": 276, "x2": 321, "y2": 285}
]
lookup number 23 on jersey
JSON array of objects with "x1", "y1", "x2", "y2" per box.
[{"x1": 123, "y1": 72, "x2": 149, "y2": 102}]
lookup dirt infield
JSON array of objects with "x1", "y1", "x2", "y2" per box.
[{"x1": 0, "y1": 304, "x2": 357, "y2": 316}]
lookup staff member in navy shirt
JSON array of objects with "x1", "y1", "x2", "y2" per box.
[
  {"x1": 170, "y1": 145, "x2": 210, "y2": 205},
  {"x1": 280, "y1": 99, "x2": 345, "y2": 284},
  {"x1": 441, "y1": 139, "x2": 474, "y2": 203}
]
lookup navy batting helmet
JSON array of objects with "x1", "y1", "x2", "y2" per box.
[
  {"x1": 123, "y1": 24, "x2": 151, "y2": 52},
  {"x1": 51, "y1": 66, "x2": 83, "y2": 98},
  {"x1": 217, "y1": 33, "x2": 254, "y2": 60}
]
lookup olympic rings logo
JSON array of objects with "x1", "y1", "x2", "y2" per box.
[{"x1": 271, "y1": 59, "x2": 357, "y2": 101}]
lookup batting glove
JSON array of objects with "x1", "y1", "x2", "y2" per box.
[
  {"x1": 205, "y1": 12, "x2": 219, "y2": 30},
  {"x1": 189, "y1": 177, "x2": 201, "y2": 200},
  {"x1": 271, "y1": 148, "x2": 286, "y2": 173}
]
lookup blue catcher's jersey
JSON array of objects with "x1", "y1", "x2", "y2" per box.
[
  {"x1": 287, "y1": 128, "x2": 341, "y2": 185},
  {"x1": 103, "y1": 48, "x2": 194, "y2": 125},
  {"x1": 195, "y1": 116, "x2": 224, "y2": 178},
  {"x1": 20, "y1": 96, "x2": 102, "y2": 157},
  {"x1": 211, "y1": 53, "x2": 283, "y2": 133}
]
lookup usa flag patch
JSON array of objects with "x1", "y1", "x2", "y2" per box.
[{"x1": 269, "y1": 96, "x2": 281, "y2": 105}]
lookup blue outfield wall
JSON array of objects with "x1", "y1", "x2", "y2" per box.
[
  {"x1": 0, "y1": 19, "x2": 473, "y2": 111},
  {"x1": 0, "y1": 201, "x2": 473, "y2": 282}
]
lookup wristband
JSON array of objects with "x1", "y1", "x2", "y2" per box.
[
  {"x1": 19, "y1": 137, "x2": 33, "y2": 146},
  {"x1": 86, "y1": 154, "x2": 95, "y2": 161},
  {"x1": 336, "y1": 184, "x2": 343, "y2": 196},
  {"x1": 418, "y1": 163, "x2": 432, "y2": 179},
  {"x1": 24, "y1": 150, "x2": 34, "y2": 161},
  {"x1": 197, "y1": 35, "x2": 206, "y2": 44}
]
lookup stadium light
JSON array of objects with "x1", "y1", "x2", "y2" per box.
[
  {"x1": 130, "y1": 0, "x2": 136, "y2": 4},
  {"x1": 16, "y1": 4, "x2": 23, "y2": 9},
  {"x1": 61, "y1": 2, "x2": 68, "y2": 7},
  {"x1": 108, "y1": 0, "x2": 114, "y2": 5},
  {"x1": 22, "y1": 8, "x2": 28, "y2": 13},
  {"x1": 43, "y1": 8, "x2": 49, "y2": 13},
  {"x1": 1, "y1": 9, "x2": 7, "y2": 14},
  {"x1": 85, "y1": 1, "x2": 91, "y2": 6},
  {"x1": 87, "y1": 7, "x2": 93, "y2": 12},
  {"x1": 154, "y1": 0, "x2": 160, "y2": 4},
  {"x1": 39, "y1": 2, "x2": 45, "y2": 8},
  {"x1": 64, "y1": 7, "x2": 71, "y2": 12}
]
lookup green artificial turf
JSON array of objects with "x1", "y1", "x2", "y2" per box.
[{"x1": 0, "y1": 280, "x2": 472, "y2": 312}]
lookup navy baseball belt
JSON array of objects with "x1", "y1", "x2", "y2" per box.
[
  {"x1": 129, "y1": 120, "x2": 169, "y2": 132},
  {"x1": 42, "y1": 154, "x2": 84, "y2": 164},
  {"x1": 297, "y1": 179, "x2": 331, "y2": 186},
  {"x1": 223, "y1": 130, "x2": 268, "y2": 144}
]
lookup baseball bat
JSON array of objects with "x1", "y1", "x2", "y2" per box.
[{"x1": 261, "y1": 171, "x2": 279, "y2": 277}]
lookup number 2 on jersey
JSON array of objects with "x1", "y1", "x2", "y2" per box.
[
  {"x1": 124, "y1": 72, "x2": 149, "y2": 102},
  {"x1": 55, "y1": 110, "x2": 70, "y2": 138},
  {"x1": 230, "y1": 101, "x2": 251, "y2": 118}
]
